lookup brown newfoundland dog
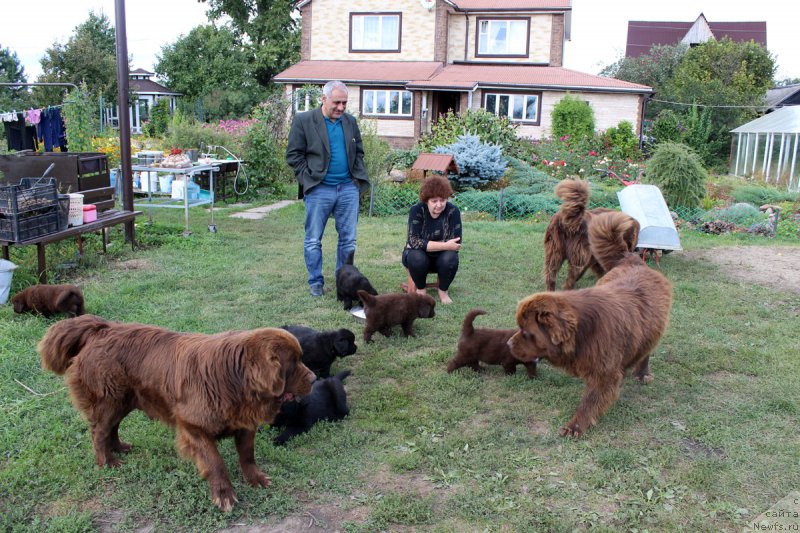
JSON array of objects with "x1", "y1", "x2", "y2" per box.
[
  {"x1": 543, "y1": 179, "x2": 638, "y2": 291},
  {"x1": 447, "y1": 309, "x2": 536, "y2": 378},
  {"x1": 510, "y1": 211, "x2": 671, "y2": 437},
  {"x1": 38, "y1": 315, "x2": 315, "y2": 511},
  {"x1": 357, "y1": 290, "x2": 435, "y2": 342},
  {"x1": 12, "y1": 284, "x2": 85, "y2": 317}
]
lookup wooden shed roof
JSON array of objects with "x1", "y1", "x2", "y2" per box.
[{"x1": 411, "y1": 153, "x2": 459, "y2": 174}]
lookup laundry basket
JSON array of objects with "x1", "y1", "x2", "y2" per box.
[
  {"x1": 68, "y1": 193, "x2": 84, "y2": 227},
  {"x1": 0, "y1": 259, "x2": 17, "y2": 305}
]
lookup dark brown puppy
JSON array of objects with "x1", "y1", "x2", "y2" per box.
[
  {"x1": 12, "y1": 284, "x2": 85, "y2": 317},
  {"x1": 543, "y1": 179, "x2": 639, "y2": 291},
  {"x1": 447, "y1": 309, "x2": 536, "y2": 378},
  {"x1": 357, "y1": 289, "x2": 435, "y2": 342},
  {"x1": 510, "y1": 211, "x2": 672, "y2": 438},
  {"x1": 38, "y1": 315, "x2": 315, "y2": 512}
]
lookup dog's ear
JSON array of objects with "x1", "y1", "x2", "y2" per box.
[
  {"x1": 242, "y1": 331, "x2": 288, "y2": 397},
  {"x1": 536, "y1": 307, "x2": 578, "y2": 353},
  {"x1": 55, "y1": 287, "x2": 75, "y2": 310},
  {"x1": 357, "y1": 290, "x2": 375, "y2": 306}
]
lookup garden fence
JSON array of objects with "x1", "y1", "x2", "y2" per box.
[{"x1": 367, "y1": 180, "x2": 790, "y2": 238}]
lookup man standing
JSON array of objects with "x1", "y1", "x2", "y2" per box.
[{"x1": 286, "y1": 81, "x2": 370, "y2": 297}]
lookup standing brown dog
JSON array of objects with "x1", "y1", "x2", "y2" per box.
[
  {"x1": 38, "y1": 314, "x2": 315, "y2": 511},
  {"x1": 543, "y1": 179, "x2": 638, "y2": 290},
  {"x1": 357, "y1": 290, "x2": 435, "y2": 342},
  {"x1": 447, "y1": 309, "x2": 536, "y2": 378},
  {"x1": 12, "y1": 284, "x2": 85, "y2": 317},
  {"x1": 510, "y1": 211, "x2": 671, "y2": 437}
]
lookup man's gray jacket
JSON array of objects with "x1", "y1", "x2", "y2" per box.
[{"x1": 285, "y1": 107, "x2": 370, "y2": 198}]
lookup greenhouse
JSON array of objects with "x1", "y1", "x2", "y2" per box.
[{"x1": 730, "y1": 106, "x2": 800, "y2": 192}]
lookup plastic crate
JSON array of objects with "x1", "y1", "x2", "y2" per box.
[
  {"x1": 57, "y1": 194, "x2": 70, "y2": 230},
  {"x1": 0, "y1": 177, "x2": 58, "y2": 217},
  {"x1": 0, "y1": 209, "x2": 60, "y2": 242}
]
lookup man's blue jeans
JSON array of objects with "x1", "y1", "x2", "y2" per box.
[{"x1": 303, "y1": 181, "x2": 360, "y2": 288}]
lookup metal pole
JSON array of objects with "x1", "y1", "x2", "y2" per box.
[{"x1": 114, "y1": 0, "x2": 135, "y2": 243}]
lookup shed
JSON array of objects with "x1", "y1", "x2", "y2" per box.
[
  {"x1": 729, "y1": 106, "x2": 800, "y2": 192},
  {"x1": 411, "y1": 153, "x2": 459, "y2": 177}
]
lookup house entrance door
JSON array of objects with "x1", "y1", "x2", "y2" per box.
[{"x1": 432, "y1": 92, "x2": 460, "y2": 121}]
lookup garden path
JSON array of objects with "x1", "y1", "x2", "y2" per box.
[{"x1": 229, "y1": 200, "x2": 298, "y2": 220}]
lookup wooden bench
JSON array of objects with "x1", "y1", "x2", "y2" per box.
[{"x1": 1, "y1": 209, "x2": 142, "y2": 283}]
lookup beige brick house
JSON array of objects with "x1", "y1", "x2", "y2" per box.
[{"x1": 275, "y1": 0, "x2": 652, "y2": 148}]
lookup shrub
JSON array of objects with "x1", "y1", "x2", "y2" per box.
[
  {"x1": 62, "y1": 85, "x2": 97, "y2": 152},
  {"x1": 359, "y1": 119, "x2": 393, "y2": 182},
  {"x1": 387, "y1": 147, "x2": 421, "y2": 170},
  {"x1": 167, "y1": 110, "x2": 235, "y2": 152},
  {"x1": 504, "y1": 157, "x2": 558, "y2": 193},
  {"x1": 601, "y1": 120, "x2": 640, "y2": 160},
  {"x1": 700, "y1": 202, "x2": 767, "y2": 226},
  {"x1": 651, "y1": 109, "x2": 684, "y2": 145},
  {"x1": 142, "y1": 99, "x2": 171, "y2": 138},
  {"x1": 644, "y1": 142, "x2": 708, "y2": 208},
  {"x1": 242, "y1": 97, "x2": 295, "y2": 195},
  {"x1": 730, "y1": 184, "x2": 799, "y2": 205},
  {"x1": 417, "y1": 109, "x2": 523, "y2": 158},
  {"x1": 551, "y1": 94, "x2": 595, "y2": 139},
  {"x1": 434, "y1": 134, "x2": 507, "y2": 189}
]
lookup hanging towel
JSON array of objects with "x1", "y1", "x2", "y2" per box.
[
  {"x1": 24, "y1": 108, "x2": 41, "y2": 125},
  {"x1": 40, "y1": 107, "x2": 67, "y2": 152}
]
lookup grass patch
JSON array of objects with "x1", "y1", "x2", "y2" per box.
[{"x1": 1, "y1": 202, "x2": 798, "y2": 531}]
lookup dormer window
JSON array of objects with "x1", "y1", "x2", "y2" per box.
[
  {"x1": 350, "y1": 13, "x2": 401, "y2": 53},
  {"x1": 476, "y1": 18, "x2": 530, "y2": 57}
]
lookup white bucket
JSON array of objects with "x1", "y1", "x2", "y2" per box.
[
  {"x1": 140, "y1": 172, "x2": 159, "y2": 193},
  {"x1": 68, "y1": 193, "x2": 84, "y2": 226},
  {"x1": 0, "y1": 259, "x2": 17, "y2": 305},
  {"x1": 158, "y1": 175, "x2": 173, "y2": 194}
]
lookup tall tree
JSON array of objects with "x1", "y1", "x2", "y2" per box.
[
  {"x1": 156, "y1": 24, "x2": 268, "y2": 119},
  {"x1": 34, "y1": 11, "x2": 118, "y2": 107},
  {"x1": 0, "y1": 44, "x2": 30, "y2": 110},
  {"x1": 202, "y1": 0, "x2": 300, "y2": 87}
]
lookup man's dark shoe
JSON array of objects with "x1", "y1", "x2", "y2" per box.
[{"x1": 310, "y1": 284, "x2": 324, "y2": 297}]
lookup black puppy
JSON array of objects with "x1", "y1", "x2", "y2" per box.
[
  {"x1": 336, "y1": 250, "x2": 378, "y2": 310},
  {"x1": 281, "y1": 325, "x2": 357, "y2": 378},
  {"x1": 272, "y1": 370, "x2": 352, "y2": 445}
]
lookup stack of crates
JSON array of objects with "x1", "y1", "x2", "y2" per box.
[{"x1": 0, "y1": 178, "x2": 60, "y2": 242}]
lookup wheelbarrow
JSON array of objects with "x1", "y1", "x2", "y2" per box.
[{"x1": 616, "y1": 183, "x2": 682, "y2": 266}]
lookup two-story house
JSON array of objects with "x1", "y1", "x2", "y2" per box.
[{"x1": 275, "y1": 0, "x2": 652, "y2": 148}]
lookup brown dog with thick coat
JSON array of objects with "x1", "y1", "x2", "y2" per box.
[
  {"x1": 357, "y1": 290, "x2": 435, "y2": 342},
  {"x1": 38, "y1": 314, "x2": 315, "y2": 511},
  {"x1": 12, "y1": 284, "x2": 85, "y2": 317},
  {"x1": 543, "y1": 179, "x2": 639, "y2": 291},
  {"x1": 510, "y1": 211, "x2": 671, "y2": 437},
  {"x1": 447, "y1": 309, "x2": 536, "y2": 378}
]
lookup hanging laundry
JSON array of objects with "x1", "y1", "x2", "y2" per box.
[
  {"x1": 3, "y1": 113, "x2": 37, "y2": 151},
  {"x1": 24, "y1": 108, "x2": 41, "y2": 126},
  {"x1": 1, "y1": 111, "x2": 20, "y2": 122},
  {"x1": 39, "y1": 107, "x2": 67, "y2": 152}
]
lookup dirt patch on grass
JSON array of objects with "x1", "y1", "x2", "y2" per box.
[
  {"x1": 222, "y1": 500, "x2": 368, "y2": 533},
  {"x1": 682, "y1": 246, "x2": 800, "y2": 295},
  {"x1": 113, "y1": 259, "x2": 153, "y2": 271}
]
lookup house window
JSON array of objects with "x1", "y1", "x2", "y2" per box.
[
  {"x1": 350, "y1": 13, "x2": 401, "y2": 52},
  {"x1": 362, "y1": 88, "x2": 412, "y2": 117},
  {"x1": 293, "y1": 86, "x2": 321, "y2": 112},
  {"x1": 477, "y1": 18, "x2": 529, "y2": 57},
  {"x1": 484, "y1": 92, "x2": 540, "y2": 123}
]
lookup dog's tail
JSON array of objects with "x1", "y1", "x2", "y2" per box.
[
  {"x1": 356, "y1": 289, "x2": 377, "y2": 306},
  {"x1": 589, "y1": 211, "x2": 641, "y2": 272},
  {"x1": 38, "y1": 314, "x2": 111, "y2": 375},
  {"x1": 345, "y1": 250, "x2": 355, "y2": 266},
  {"x1": 461, "y1": 308, "x2": 487, "y2": 337},
  {"x1": 329, "y1": 370, "x2": 351, "y2": 417},
  {"x1": 554, "y1": 179, "x2": 590, "y2": 227}
]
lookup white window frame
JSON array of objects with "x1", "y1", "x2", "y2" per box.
[
  {"x1": 362, "y1": 88, "x2": 413, "y2": 117},
  {"x1": 477, "y1": 18, "x2": 529, "y2": 57},
  {"x1": 484, "y1": 92, "x2": 540, "y2": 123},
  {"x1": 350, "y1": 13, "x2": 401, "y2": 52}
]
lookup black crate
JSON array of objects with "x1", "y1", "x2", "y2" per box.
[
  {"x1": 0, "y1": 178, "x2": 58, "y2": 217},
  {"x1": 0, "y1": 209, "x2": 61, "y2": 242},
  {"x1": 57, "y1": 194, "x2": 70, "y2": 230}
]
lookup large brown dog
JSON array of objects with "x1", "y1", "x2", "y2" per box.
[
  {"x1": 543, "y1": 179, "x2": 639, "y2": 291},
  {"x1": 447, "y1": 309, "x2": 536, "y2": 378},
  {"x1": 38, "y1": 315, "x2": 315, "y2": 511},
  {"x1": 357, "y1": 290, "x2": 435, "y2": 342},
  {"x1": 510, "y1": 211, "x2": 671, "y2": 437},
  {"x1": 12, "y1": 284, "x2": 85, "y2": 317}
]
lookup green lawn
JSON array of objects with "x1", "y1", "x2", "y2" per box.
[{"x1": 1, "y1": 202, "x2": 798, "y2": 532}]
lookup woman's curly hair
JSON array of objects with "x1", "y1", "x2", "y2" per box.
[{"x1": 419, "y1": 176, "x2": 454, "y2": 203}]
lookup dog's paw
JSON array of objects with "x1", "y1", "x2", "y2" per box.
[
  {"x1": 635, "y1": 373, "x2": 654, "y2": 384},
  {"x1": 211, "y1": 485, "x2": 239, "y2": 512},
  {"x1": 104, "y1": 456, "x2": 124, "y2": 468},
  {"x1": 112, "y1": 441, "x2": 132, "y2": 453},
  {"x1": 559, "y1": 421, "x2": 585, "y2": 438}
]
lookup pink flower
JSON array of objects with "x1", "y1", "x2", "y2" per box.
[
  {"x1": 589, "y1": 151, "x2": 597, "y2": 156},
  {"x1": 560, "y1": 160, "x2": 566, "y2": 166}
]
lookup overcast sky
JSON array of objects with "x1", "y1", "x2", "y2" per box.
[{"x1": 2, "y1": 0, "x2": 798, "y2": 89}]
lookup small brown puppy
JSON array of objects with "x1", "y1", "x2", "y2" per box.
[
  {"x1": 357, "y1": 289, "x2": 435, "y2": 342},
  {"x1": 12, "y1": 284, "x2": 85, "y2": 317},
  {"x1": 447, "y1": 309, "x2": 536, "y2": 378},
  {"x1": 510, "y1": 211, "x2": 672, "y2": 438}
]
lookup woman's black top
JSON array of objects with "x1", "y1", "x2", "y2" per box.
[{"x1": 405, "y1": 201, "x2": 462, "y2": 251}]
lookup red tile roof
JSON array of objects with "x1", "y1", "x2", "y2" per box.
[
  {"x1": 412, "y1": 153, "x2": 459, "y2": 173},
  {"x1": 275, "y1": 61, "x2": 651, "y2": 94},
  {"x1": 448, "y1": 0, "x2": 571, "y2": 10},
  {"x1": 626, "y1": 19, "x2": 767, "y2": 58}
]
